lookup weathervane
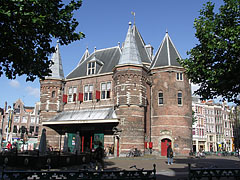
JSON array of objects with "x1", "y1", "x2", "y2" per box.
[{"x1": 131, "y1": 11, "x2": 135, "y2": 25}]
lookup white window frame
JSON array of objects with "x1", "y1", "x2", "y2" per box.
[
  {"x1": 176, "y1": 72, "x2": 183, "y2": 81},
  {"x1": 158, "y1": 91, "x2": 163, "y2": 105},
  {"x1": 31, "y1": 117, "x2": 35, "y2": 124},
  {"x1": 68, "y1": 86, "x2": 77, "y2": 103},
  {"x1": 14, "y1": 116, "x2": 20, "y2": 123},
  {"x1": 87, "y1": 61, "x2": 96, "y2": 75},
  {"x1": 22, "y1": 116, "x2": 27, "y2": 123},
  {"x1": 101, "y1": 82, "x2": 111, "y2": 99},
  {"x1": 177, "y1": 91, "x2": 183, "y2": 106},
  {"x1": 84, "y1": 84, "x2": 93, "y2": 101}
]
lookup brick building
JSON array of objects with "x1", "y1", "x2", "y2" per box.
[
  {"x1": 40, "y1": 22, "x2": 192, "y2": 156},
  {"x1": 0, "y1": 99, "x2": 40, "y2": 145}
]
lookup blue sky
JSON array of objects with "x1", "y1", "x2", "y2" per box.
[{"x1": 0, "y1": 0, "x2": 224, "y2": 108}]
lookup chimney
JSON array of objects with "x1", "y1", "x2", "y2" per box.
[{"x1": 145, "y1": 44, "x2": 154, "y2": 59}]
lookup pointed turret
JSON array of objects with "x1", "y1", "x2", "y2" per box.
[
  {"x1": 78, "y1": 47, "x2": 90, "y2": 66},
  {"x1": 151, "y1": 31, "x2": 181, "y2": 68},
  {"x1": 47, "y1": 42, "x2": 64, "y2": 79},
  {"x1": 118, "y1": 22, "x2": 142, "y2": 65}
]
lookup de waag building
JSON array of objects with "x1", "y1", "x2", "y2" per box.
[{"x1": 40, "y1": 22, "x2": 192, "y2": 157}]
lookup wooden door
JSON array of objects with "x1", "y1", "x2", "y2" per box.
[{"x1": 161, "y1": 138, "x2": 171, "y2": 156}]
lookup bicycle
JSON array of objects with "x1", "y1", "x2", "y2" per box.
[{"x1": 126, "y1": 148, "x2": 142, "y2": 157}]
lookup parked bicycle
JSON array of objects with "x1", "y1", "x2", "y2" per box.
[{"x1": 126, "y1": 148, "x2": 142, "y2": 157}]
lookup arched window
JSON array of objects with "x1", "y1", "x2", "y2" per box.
[
  {"x1": 178, "y1": 91, "x2": 182, "y2": 105},
  {"x1": 52, "y1": 91, "x2": 56, "y2": 98},
  {"x1": 158, "y1": 91, "x2": 163, "y2": 105}
]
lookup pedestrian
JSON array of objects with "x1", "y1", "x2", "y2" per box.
[
  {"x1": 94, "y1": 142, "x2": 105, "y2": 170},
  {"x1": 167, "y1": 145, "x2": 173, "y2": 165},
  {"x1": 7, "y1": 141, "x2": 12, "y2": 151}
]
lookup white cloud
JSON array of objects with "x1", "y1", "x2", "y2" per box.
[
  {"x1": 191, "y1": 83, "x2": 200, "y2": 95},
  {"x1": 9, "y1": 80, "x2": 20, "y2": 88},
  {"x1": 25, "y1": 86, "x2": 40, "y2": 98}
]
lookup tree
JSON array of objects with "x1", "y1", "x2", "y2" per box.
[
  {"x1": 179, "y1": 0, "x2": 240, "y2": 104},
  {"x1": 0, "y1": 0, "x2": 85, "y2": 81}
]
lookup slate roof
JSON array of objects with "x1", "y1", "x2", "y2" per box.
[
  {"x1": 47, "y1": 43, "x2": 64, "y2": 79},
  {"x1": 151, "y1": 32, "x2": 181, "y2": 69},
  {"x1": 78, "y1": 48, "x2": 90, "y2": 66},
  {"x1": 118, "y1": 22, "x2": 142, "y2": 65},
  {"x1": 132, "y1": 25, "x2": 152, "y2": 64},
  {"x1": 66, "y1": 46, "x2": 121, "y2": 79}
]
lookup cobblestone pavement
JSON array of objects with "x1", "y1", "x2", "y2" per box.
[
  {"x1": 103, "y1": 155, "x2": 240, "y2": 180},
  {"x1": 1, "y1": 155, "x2": 239, "y2": 180}
]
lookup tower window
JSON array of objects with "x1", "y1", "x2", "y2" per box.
[
  {"x1": 84, "y1": 84, "x2": 93, "y2": 101},
  {"x1": 158, "y1": 91, "x2": 163, "y2": 105},
  {"x1": 178, "y1": 91, "x2": 182, "y2": 105},
  {"x1": 52, "y1": 91, "x2": 56, "y2": 98},
  {"x1": 87, "y1": 61, "x2": 96, "y2": 75},
  {"x1": 176, "y1": 72, "x2": 183, "y2": 81},
  {"x1": 101, "y1": 82, "x2": 111, "y2": 99}
]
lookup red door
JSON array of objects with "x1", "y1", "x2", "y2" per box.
[{"x1": 161, "y1": 139, "x2": 171, "y2": 156}]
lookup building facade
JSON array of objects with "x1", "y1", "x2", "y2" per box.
[
  {"x1": 192, "y1": 98, "x2": 234, "y2": 152},
  {"x1": 40, "y1": 22, "x2": 192, "y2": 156},
  {"x1": 0, "y1": 99, "x2": 40, "y2": 145}
]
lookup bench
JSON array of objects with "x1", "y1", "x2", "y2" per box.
[
  {"x1": 188, "y1": 163, "x2": 240, "y2": 180},
  {"x1": 2, "y1": 164, "x2": 156, "y2": 180}
]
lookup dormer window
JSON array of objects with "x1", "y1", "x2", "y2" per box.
[{"x1": 87, "y1": 61, "x2": 96, "y2": 75}]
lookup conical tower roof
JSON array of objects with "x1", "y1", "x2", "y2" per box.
[
  {"x1": 151, "y1": 31, "x2": 181, "y2": 68},
  {"x1": 47, "y1": 43, "x2": 64, "y2": 79},
  {"x1": 118, "y1": 22, "x2": 142, "y2": 65}
]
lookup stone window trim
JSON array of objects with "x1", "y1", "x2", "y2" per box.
[
  {"x1": 51, "y1": 91, "x2": 56, "y2": 98},
  {"x1": 101, "y1": 82, "x2": 111, "y2": 100},
  {"x1": 87, "y1": 61, "x2": 96, "y2": 75},
  {"x1": 176, "y1": 72, "x2": 183, "y2": 81},
  {"x1": 68, "y1": 86, "x2": 77, "y2": 103},
  {"x1": 177, "y1": 91, "x2": 183, "y2": 106},
  {"x1": 84, "y1": 84, "x2": 93, "y2": 101},
  {"x1": 158, "y1": 91, "x2": 163, "y2": 106}
]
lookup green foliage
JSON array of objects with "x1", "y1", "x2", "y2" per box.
[
  {"x1": 179, "y1": 0, "x2": 240, "y2": 104},
  {"x1": 192, "y1": 110, "x2": 197, "y2": 125},
  {"x1": 0, "y1": 0, "x2": 85, "y2": 81}
]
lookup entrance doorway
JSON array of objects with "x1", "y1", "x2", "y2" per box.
[{"x1": 161, "y1": 138, "x2": 171, "y2": 156}]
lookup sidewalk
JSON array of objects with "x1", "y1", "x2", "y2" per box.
[{"x1": 104, "y1": 155, "x2": 240, "y2": 179}]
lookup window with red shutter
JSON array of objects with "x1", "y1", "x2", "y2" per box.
[
  {"x1": 78, "y1": 92, "x2": 83, "y2": 102},
  {"x1": 96, "y1": 90, "x2": 100, "y2": 100},
  {"x1": 63, "y1": 94, "x2": 67, "y2": 103}
]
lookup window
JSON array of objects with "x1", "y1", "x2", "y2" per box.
[
  {"x1": 101, "y1": 82, "x2": 111, "y2": 99},
  {"x1": 158, "y1": 91, "x2": 163, "y2": 105},
  {"x1": 35, "y1": 126, "x2": 39, "y2": 133},
  {"x1": 176, "y1": 72, "x2": 183, "y2": 81},
  {"x1": 14, "y1": 116, "x2": 20, "y2": 123},
  {"x1": 13, "y1": 125, "x2": 18, "y2": 133},
  {"x1": 68, "y1": 86, "x2": 77, "y2": 102},
  {"x1": 52, "y1": 91, "x2": 56, "y2": 98},
  {"x1": 84, "y1": 85, "x2": 93, "y2": 101},
  {"x1": 31, "y1": 117, "x2": 35, "y2": 123},
  {"x1": 36, "y1": 117, "x2": 39, "y2": 124},
  {"x1": 30, "y1": 126, "x2": 34, "y2": 133},
  {"x1": 177, "y1": 92, "x2": 182, "y2": 105},
  {"x1": 87, "y1": 61, "x2": 96, "y2": 75},
  {"x1": 22, "y1": 116, "x2": 27, "y2": 123}
]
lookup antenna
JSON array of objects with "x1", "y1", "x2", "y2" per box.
[{"x1": 131, "y1": 11, "x2": 136, "y2": 25}]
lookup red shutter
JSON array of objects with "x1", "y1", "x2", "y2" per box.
[
  {"x1": 78, "y1": 92, "x2": 83, "y2": 102},
  {"x1": 73, "y1": 93, "x2": 76, "y2": 101},
  {"x1": 149, "y1": 142, "x2": 153, "y2": 149},
  {"x1": 63, "y1": 94, "x2": 67, "y2": 103},
  {"x1": 96, "y1": 90, "x2": 100, "y2": 101}
]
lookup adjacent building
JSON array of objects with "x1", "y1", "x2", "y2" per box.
[
  {"x1": 192, "y1": 97, "x2": 234, "y2": 152},
  {"x1": 0, "y1": 99, "x2": 40, "y2": 145}
]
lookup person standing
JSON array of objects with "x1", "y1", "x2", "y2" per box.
[
  {"x1": 167, "y1": 145, "x2": 174, "y2": 165},
  {"x1": 94, "y1": 142, "x2": 105, "y2": 170}
]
